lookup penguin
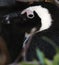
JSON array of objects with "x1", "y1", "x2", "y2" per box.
[{"x1": 20, "y1": 2, "x2": 59, "y2": 61}]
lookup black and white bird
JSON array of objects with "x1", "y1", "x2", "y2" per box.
[
  {"x1": 20, "y1": 2, "x2": 59, "y2": 61},
  {"x1": 1, "y1": 2, "x2": 59, "y2": 63}
]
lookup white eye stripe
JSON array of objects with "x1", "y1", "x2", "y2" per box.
[
  {"x1": 21, "y1": 5, "x2": 53, "y2": 32},
  {"x1": 32, "y1": 6, "x2": 53, "y2": 32}
]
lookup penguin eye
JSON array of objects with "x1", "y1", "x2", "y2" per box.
[
  {"x1": 26, "y1": 11, "x2": 35, "y2": 19},
  {"x1": 27, "y1": 14, "x2": 34, "y2": 19}
]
